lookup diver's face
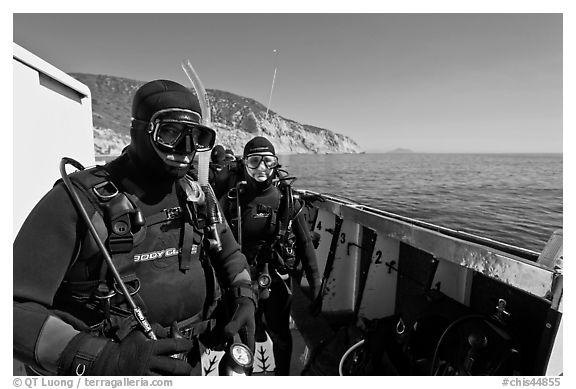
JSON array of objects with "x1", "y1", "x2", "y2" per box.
[
  {"x1": 147, "y1": 110, "x2": 215, "y2": 174},
  {"x1": 245, "y1": 152, "x2": 277, "y2": 182},
  {"x1": 152, "y1": 141, "x2": 195, "y2": 169},
  {"x1": 150, "y1": 140, "x2": 196, "y2": 178}
]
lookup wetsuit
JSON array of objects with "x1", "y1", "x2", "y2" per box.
[
  {"x1": 13, "y1": 153, "x2": 249, "y2": 375},
  {"x1": 217, "y1": 166, "x2": 321, "y2": 375}
]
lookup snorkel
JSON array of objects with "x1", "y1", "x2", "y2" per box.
[
  {"x1": 181, "y1": 60, "x2": 222, "y2": 252},
  {"x1": 182, "y1": 60, "x2": 254, "y2": 375}
]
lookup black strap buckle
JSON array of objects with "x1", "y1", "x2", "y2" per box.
[{"x1": 108, "y1": 233, "x2": 134, "y2": 253}]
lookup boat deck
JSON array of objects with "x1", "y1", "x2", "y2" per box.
[{"x1": 252, "y1": 280, "x2": 335, "y2": 376}]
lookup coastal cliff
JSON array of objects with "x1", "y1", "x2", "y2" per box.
[{"x1": 71, "y1": 74, "x2": 362, "y2": 157}]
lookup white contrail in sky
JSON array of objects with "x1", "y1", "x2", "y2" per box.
[{"x1": 266, "y1": 49, "x2": 280, "y2": 120}]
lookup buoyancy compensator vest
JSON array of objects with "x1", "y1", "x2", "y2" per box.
[
  {"x1": 53, "y1": 164, "x2": 220, "y2": 338},
  {"x1": 224, "y1": 167, "x2": 302, "y2": 275}
]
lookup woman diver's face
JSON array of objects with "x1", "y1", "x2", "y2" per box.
[{"x1": 245, "y1": 152, "x2": 276, "y2": 182}]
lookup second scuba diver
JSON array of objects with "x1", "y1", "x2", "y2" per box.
[{"x1": 216, "y1": 136, "x2": 322, "y2": 375}]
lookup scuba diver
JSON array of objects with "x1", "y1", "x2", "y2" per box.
[
  {"x1": 13, "y1": 80, "x2": 257, "y2": 376},
  {"x1": 216, "y1": 136, "x2": 322, "y2": 375},
  {"x1": 224, "y1": 148, "x2": 237, "y2": 162},
  {"x1": 209, "y1": 144, "x2": 227, "y2": 186}
]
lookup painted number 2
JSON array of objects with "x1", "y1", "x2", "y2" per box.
[{"x1": 373, "y1": 250, "x2": 383, "y2": 264}]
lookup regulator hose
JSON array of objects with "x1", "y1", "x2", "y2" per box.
[
  {"x1": 338, "y1": 339, "x2": 366, "y2": 376},
  {"x1": 59, "y1": 157, "x2": 156, "y2": 340}
]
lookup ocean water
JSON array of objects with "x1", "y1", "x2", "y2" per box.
[{"x1": 280, "y1": 153, "x2": 563, "y2": 253}]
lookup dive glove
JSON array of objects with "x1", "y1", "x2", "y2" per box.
[
  {"x1": 57, "y1": 329, "x2": 194, "y2": 376},
  {"x1": 222, "y1": 281, "x2": 257, "y2": 352}
]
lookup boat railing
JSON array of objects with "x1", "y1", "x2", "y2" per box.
[{"x1": 297, "y1": 189, "x2": 541, "y2": 261}]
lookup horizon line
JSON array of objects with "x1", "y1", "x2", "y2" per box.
[{"x1": 360, "y1": 151, "x2": 563, "y2": 155}]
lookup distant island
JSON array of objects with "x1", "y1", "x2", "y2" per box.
[{"x1": 387, "y1": 148, "x2": 414, "y2": 154}]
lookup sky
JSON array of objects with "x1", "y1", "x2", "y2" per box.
[{"x1": 12, "y1": 12, "x2": 563, "y2": 153}]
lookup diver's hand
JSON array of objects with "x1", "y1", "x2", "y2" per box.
[
  {"x1": 58, "y1": 330, "x2": 194, "y2": 376},
  {"x1": 223, "y1": 282, "x2": 257, "y2": 352}
]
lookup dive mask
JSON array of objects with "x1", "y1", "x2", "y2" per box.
[
  {"x1": 148, "y1": 108, "x2": 216, "y2": 153},
  {"x1": 245, "y1": 154, "x2": 279, "y2": 169}
]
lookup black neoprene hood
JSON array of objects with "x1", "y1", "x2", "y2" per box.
[
  {"x1": 128, "y1": 79, "x2": 203, "y2": 179},
  {"x1": 132, "y1": 79, "x2": 202, "y2": 122},
  {"x1": 211, "y1": 145, "x2": 226, "y2": 163},
  {"x1": 243, "y1": 136, "x2": 276, "y2": 157}
]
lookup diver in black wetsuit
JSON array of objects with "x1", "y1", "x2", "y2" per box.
[
  {"x1": 13, "y1": 80, "x2": 256, "y2": 376},
  {"x1": 217, "y1": 136, "x2": 322, "y2": 375},
  {"x1": 209, "y1": 144, "x2": 226, "y2": 185}
]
